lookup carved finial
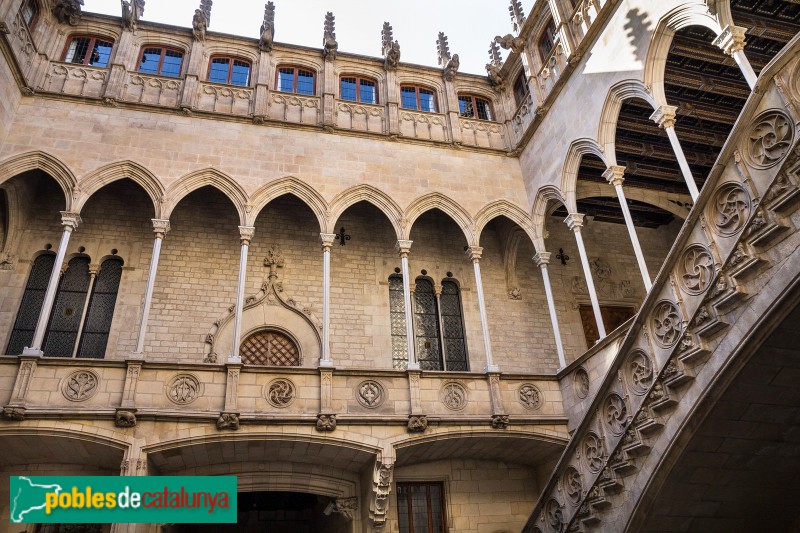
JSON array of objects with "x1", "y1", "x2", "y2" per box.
[
  {"x1": 436, "y1": 32, "x2": 451, "y2": 66},
  {"x1": 509, "y1": 0, "x2": 526, "y2": 33},
  {"x1": 52, "y1": 0, "x2": 84, "y2": 26},
  {"x1": 259, "y1": 2, "x2": 275, "y2": 52},
  {"x1": 489, "y1": 40, "x2": 503, "y2": 67},
  {"x1": 121, "y1": 0, "x2": 144, "y2": 31},
  {"x1": 192, "y1": 0, "x2": 211, "y2": 41},
  {"x1": 382, "y1": 22, "x2": 393, "y2": 55},
  {"x1": 323, "y1": 11, "x2": 338, "y2": 60},
  {"x1": 382, "y1": 22, "x2": 401, "y2": 70},
  {"x1": 486, "y1": 41, "x2": 506, "y2": 92},
  {"x1": 200, "y1": 0, "x2": 212, "y2": 25}
]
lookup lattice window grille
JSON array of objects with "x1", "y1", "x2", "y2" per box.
[
  {"x1": 42, "y1": 256, "x2": 91, "y2": 357},
  {"x1": 440, "y1": 280, "x2": 468, "y2": 371},
  {"x1": 413, "y1": 278, "x2": 442, "y2": 371},
  {"x1": 240, "y1": 329, "x2": 301, "y2": 366},
  {"x1": 6, "y1": 253, "x2": 56, "y2": 355},
  {"x1": 389, "y1": 275, "x2": 408, "y2": 369},
  {"x1": 77, "y1": 257, "x2": 124, "y2": 359}
]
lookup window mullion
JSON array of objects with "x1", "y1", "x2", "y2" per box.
[
  {"x1": 426, "y1": 484, "x2": 433, "y2": 533},
  {"x1": 434, "y1": 286, "x2": 447, "y2": 371},
  {"x1": 71, "y1": 265, "x2": 97, "y2": 358}
]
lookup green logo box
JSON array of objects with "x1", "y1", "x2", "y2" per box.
[{"x1": 10, "y1": 476, "x2": 237, "y2": 524}]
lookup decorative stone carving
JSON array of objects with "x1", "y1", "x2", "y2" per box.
[
  {"x1": 316, "y1": 414, "x2": 336, "y2": 432},
  {"x1": 626, "y1": 350, "x2": 653, "y2": 395},
  {"x1": 2, "y1": 406, "x2": 25, "y2": 420},
  {"x1": 571, "y1": 257, "x2": 634, "y2": 299},
  {"x1": 115, "y1": 409, "x2": 137, "y2": 428},
  {"x1": 52, "y1": 0, "x2": 83, "y2": 26},
  {"x1": 495, "y1": 33, "x2": 525, "y2": 54},
  {"x1": 747, "y1": 111, "x2": 793, "y2": 168},
  {"x1": 679, "y1": 245, "x2": 715, "y2": 295},
  {"x1": 330, "y1": 497, "x2": 358, "y2": 521},
  {"x1": 545, "y1": 498, "x2": 565, "y2": 533},
  {"x1": 370, "y1": 460, "x2": 393, "y2": 525},
  {"x1": 518, "y1": 384, "x2": 543, "y2": 410},
  {"x1": 486, "y1": 40, "x2": 506, "y2": 92},
  {"x1": 440, "y1": 382, "x2": 468, "y2": 411},
  {"x1": 167, "y1": 374, "x2": 200, "y2": 405},
  {"x1": 259, "y1": 1, "x2": 275, "y2": 52},
  {"x1": 265, "y1": 378, "x2": 295, "y2": 407},
  {"x1": 651, "y1": 301, "x2": 683, "y2": 347},
  {"x1": 442, "y1": 54, "x2": 459, "y2": 82},
  {"x1": 604, "y1": 393, "x2": 628, "y2": 435},
  {"x1": 0, "y1": 252, "x2": 18, "y2": 270},
  {"x1": 491, "y1": 414, "x2": 510, "y2": 429},
  {"x1": 710, "y1": 183, "x2": 751, "y2": 236},
  {"x1": 509, "y1": 0, "x2": 526, "y2": 32},
  {"x1": 583, "y1": 432, "x2": 604, "y2": 473},
  {"x1": 62, "y1": 370, "x2": 99, "y2": 402},
  {"x1": 407, "y1": 415, "x2": 428, "y2": 433},
  {"x1": 121, "y1": 0, "x2": 144, "y2": 31},
  {"x1": 192, "y1": 0, "x2": 212, "y2": 42},
  {"x1": 322, "y1": 12, "x2": 338, "y2": 60},
  {"x1": 508, "y1": 287, "x2": 522, "y2": 300},
  {"x1": 356, "y1": 380, "x2": 385, "y2": 408},
  {"x1": 382, "y1": 22, "x2": 400, "y2": 70},
  {"x1": 574, "y1": 367, "x2": 590, "y2": 399},
  {"x1": 436, "y1": 32, "x2": 459, "y2": 81},
  {"x1": 216, "y1": 412, "x2": 239, "y2": 430},
  {"x1": 562, "y1": 466, "x2": 583, "y2": 505}
]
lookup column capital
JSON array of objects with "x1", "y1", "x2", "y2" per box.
[
  {"x1": 649, "y1": 104, "x2": 678, "y2": 129},
  {"x1": 602, "y1": 165, "x2": 626, "y2": 187},
  {"x1": 395, "y1": 239, "x2": 413, "y2": 256},
  {"x1": 465, "y1": 245, "x2": 483, "y2": 262},
  {"x1": 712, "y1": 25, "x2": 747, "y2": 56},
  {"x1": 320, "y1": 232, "x2": 337, "y2": 250},
  {"x1": 238, "y1": 225, "x2": 255, "y2": 245},
  {"x1": 60, "y1": 212, "x2": 81, "y2": 230},
  {"x1": 564, "y1": 213, "x2": 585, "y2": 232},
  {"x1": 533, "y1": 251, "x2": 551, "y2": 267},
  {"x1": 152, "y1": 219, "x2": 170, "y2": 238}
]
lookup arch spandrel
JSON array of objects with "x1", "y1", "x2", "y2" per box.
[
  {"x1": 328, "y1": 184, "x2": 403, "y2": 240},
  {"x1": 0, "y1": 151, "x2": 78, "y2": 210},
  {"x1": 247, "y1": 176, "x2": 328, "y2": 232},
  {"x1": 74, "y1": 160, "x2": 165, "y2": 218},
  {"x1": 474, "y1": 199, "x2": 537, "y2": 249},
  {"x1": 163, "y1": 167, "x2": 248, "y2": 224},
  {"x1": 403, "y1": 193, "x2": 475, "y2": 244}
]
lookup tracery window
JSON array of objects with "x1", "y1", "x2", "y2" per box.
[
  {"x1": 400, "y1": 85, "x2": 437, "y2": 112},
  {"x1": 276, "y1": 65, "x2": 315, "y2": 95},
  {"x1": 397, "y1": 482, "x2": 447, "y2": 533},
  {"x1": 208, "y1": 56, "x2": 251, "y2": 86},
  {"x1": 6, "y1": 253, "x2": 55, "y2": 355},
  {"x1": 42, "y1": 256, "x2": 91, "y2": 357},
  {"x1": 138, "y1": 46, "x2": 184, "y2": 77},
  {"x1": 76, "y1": 257, "x2": 124, "y2": 358},
  {"x1": 513, "y1": 72, "x2": 529, "y2": 108},
  {"x1": 21, "y1": 0, "x2": 38, "y2": 27},
  {"x1": 240, "y1": 329, "x2": 300, "y2": 366},
  {"x1": 340, "y1": 75, "x2": 377, "y2": 104},
  {"x1": 457, "y1": 94, "x2": 493, "y2": 121},
  {"x1": 440, "y1": 280, "x2": 468, "y2": 371},
  {"x1": 63, "y1": 35, "x2": 114, "y2": 67},
  {"x1": 538, "y1": 18, "x2": 558, "y2": 60},
  {"x1": 389, "y1": 274, "x2": 408, "y2": 369},
  {"x1": 413, "y1": 278, "x2": 442, "y2": 371}
]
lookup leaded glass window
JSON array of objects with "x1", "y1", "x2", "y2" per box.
[
  {"x1": 440, "y1": 280, "x2": 468, "y2": 371},
  {"x1": 414, "y1": 278, "x2": 442, "y2": 371},
  {"x1": 397, "y1": 482, "x2": 447, "y2": 533},
  {"x1": 77, "y1": 257, "x2": 123, "y2": 358},
  {"x1": 42, "y1": 256, "x2": 91, "y2": 357},
  {"x1": 240, "y1": 329, "x2": 300, "y2": 366},
  {"x1": 6, "y1": 253, "x2": 56, "y2": 355},
  {"x1": 389, "y1": 275, "x2": 408, "y2": 369}
]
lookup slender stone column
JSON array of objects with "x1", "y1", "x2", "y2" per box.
[
  {"x1": 134, "y1": 219, "x2": 170, "y2": 355},
  {"x1": 24, "y1": 212, "x2": 81, "y2": 355},
  {"x1": 466, "y1": 246, "x2": 498, "y2": 372},
  {"x1": 71, "y1": 264, "x2": 98, "y2": 358},
  {"x1": 565, "y1": 213, "x2": 606, "y2": 340},
  {"x1": 713, "y1": 25, "x2": 757, "y2": 90},
  {"x1": 433, "y1": 284, "x2": 448, "y2": 370},
  {"x1": 533, "y1": 252, "x2": 566, "y2": 370},
  {"x1": 650, "y1": 105, "x2": 700, "y2": 201},
  {"x1": 229, "y1": 226, "x2": 255, "y2": 363},
  {"x1": 603, "y1": 166, "x2": 652, "y2": 291},
  {"x1": 396, "y1": 240, "x2": 418, "y2": 369},
  {"x1": 319, "y1": 233, "x2": 337, "y2": 367}
]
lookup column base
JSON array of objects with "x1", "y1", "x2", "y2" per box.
[
  {"x1": 484, "y1": 364, "x2": 500, "y2": 373},
  {"x1": 405, "y1": 362, "x2": 421, "y2": 371},
  {"x1": 318, "y1": 359, "x2": 334, "y2": 368},
  {"x1": 227, "y1": 355, "x2": 242, "y2": 364},
  {"x1": 22, "y1": 347, "x2": 43, "y2": 356}
]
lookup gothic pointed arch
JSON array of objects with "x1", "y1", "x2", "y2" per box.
[
  {"x1": 561, "y1": 138, "x2": 608, "y2": 214},
  {"x1": 597, "y1": 80, "x2": 657, "y2": 161},
  {"x1": 328, "y1": 184, "x2": 403, "y2": 240},
  {"x1": 575, "y1": 181, "x2": 690, "y2": 220},
  {"x1": 247, "y1": 176, "x2": 328, "y2": 231},
  {"x1": 74, "y1": 160, "x2": 164, "y2": 218},
  {"x1": 531, "y1": 185, "x2": 567, "y2": 253},
  {"x1": 403, "y1": 193, "x2": 475, "y2": 244},
  {"x1": 0, "y1": 151, "x2": 77, "y2": 210},
  {"x1": 474, "y1": 199, "x2": 536, "y2": 247},
  {"x1": 163, "y1": 168, "x2": 248, "y2": 223}
]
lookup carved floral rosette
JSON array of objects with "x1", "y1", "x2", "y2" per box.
[
  {"x1": 707, "y1": 182, "x2": 752, "y2": 237},
  {"x1": 624, "y1": 350, "x2": 654, "y2": 396},
  {"x1": 356, "y1": 380, "x2": 385, "y2": 408},
  {"x1": 439, "y1": 381, "x2": 468, "y2": 411},
  {"x1": 574, "y1": 367, "x2": 590, "y2": 399},
  {"x1": 582, "y1": 432, "x2": 605, "y2": 473},
  {"x1": 678, "y1": 244, "x2": 715, "y2": 295},
  {"x1": 518, "y1": 383, "x2": 543, "y2": 410},
  {"x1": 62, "y1": 370, "x2": 100, "y2": 402},
  {"x1": 745, "y1": 110, "x2": 794, "y2": 169},
  {"x1": 166, "y1": 374, "x2": 201, "y2": 405},
  {"x1": 603, "y1": 393, "x2": 628, "y2": 436},
  {"x1": 264, "y1": 378, "x2": 295, "y2": 408},
  {"x1": 562, "y1": 466, "x2": 583, "y2": 506},
  {"x1": 651, "y1": 300, "x2": 683, "y2": 348},
  {"x1": 545, "y1": 498, "x2": 564, "y2": 533}
]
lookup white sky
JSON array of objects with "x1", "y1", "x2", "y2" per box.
[{"x1": 83, "y1": 0, "x2": 517, "y2": 75}]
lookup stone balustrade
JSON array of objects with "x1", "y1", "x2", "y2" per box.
[
  {"x1": 44, "y1": 62, "x2": 108, "y2": 99},
  {"x1": 399, "y1": 109, "x2": 449, "y2": 143},
  {"x1": 458, "y1": 117, "x2": 507, "y2": 149},
  {"x1": 335, "y1": 101, "x2": 386, "y2": 133},
  {"x1": 197, "y1": 81, "x2": 254, "y2": 116},
  {"x1": 121, "y1": 72, "x2": 182, "y2": 107}
]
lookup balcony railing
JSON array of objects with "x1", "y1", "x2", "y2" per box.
[
  {"x1": 399, "y1": 110, "x2": 449, "y2": 142},
  {"x1": 122, "y1": 72, "x2": 182, "y2": 107},
  {"x1": 45, "y1": 62, "x2": 108, "y2": 98}
]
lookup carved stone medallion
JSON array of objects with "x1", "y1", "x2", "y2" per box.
[
  {"x1": 679, "y1": 245, "x2": 715, "y2": 295},
  {"x1": 709, "y1": 183, "x2": 751, "y2": 236},
  {"x1": 574, "y1": 367, "x2": 590, "y2": 399},
  {"x1": 265, "y1": 378, "x2": 295, "y2": 408},
  {"x1": 562, "y1": 466, "x2": 583, "y2": 505},
  {"x1": 439, "y1": 382, "x2": 468, "y2": 411},
  {"x1": 604, "y1": 393, "x2": 628, "y2": 435},
  {"x1": 626, "y1": 350, "x2": 654, "y2": 395},
  {"x1": 62, "y1": 370, "x2": 99, "y2": 402},
  {"x1": 651, "y1": 301, "x2": 683, "y2": 347},
  {"x1": 518, "y1": 384, "x2": 543, "y2": 410},
  {"x1": 545, "y1": 498, "x2": 564, "y2": 533},
  {"x1": 356, "y1": 380, "x2": 385, "y2": 408},
  {"x1": 583, "y1": 432, "x2": 604, "y2": 473},
  {"x1": 167, "y1": 374, "x2": 200, "y2": 405},
  {"x1": 747, "y1": 111, "x2": 793, "y2": 168}
]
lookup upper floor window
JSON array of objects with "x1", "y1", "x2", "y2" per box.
[
  {"x1": 538, "y1": 18, "x2": 558, "y2": 60},
  {"x1": 458, "y1": 94, "x2": 494, "y2": 121},
  {"x1": 277, "y1": 66, "x2": 315, "y2": 95},
  {"x1": 400, "y1": 85, "x2": 436, "y2": 113},
  {"x1": 340, "y1": 75, "x2": 377, "y2": 104},
  {"x1": 21, "y1": 0, "x2": 38, "y2": 27},
  {"x1": 513, "y1": 72, "x2": 529, "y2": 108},
  {"x1": 240, "y1": 329, "x2": 300, "y2": 366},
  {"x1": 138, "y1": 46, "x2": 184, "y2": 77},
  {"x1": 389, "y1": 275, "x2": 408, "y2": 370},
  {"x1": 208, "y1": 56, "x2": 251, "y2": 86},
  {"x1": 397, "y1": 482, "x2": 447, "y2": 533},
  {"x1": 63, "y1": 35, "x2": 114, "y2": 67}
]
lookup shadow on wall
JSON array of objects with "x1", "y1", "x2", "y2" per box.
[{"x1": 625, "y1": 8, "x2": 655, "y2": 65}]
